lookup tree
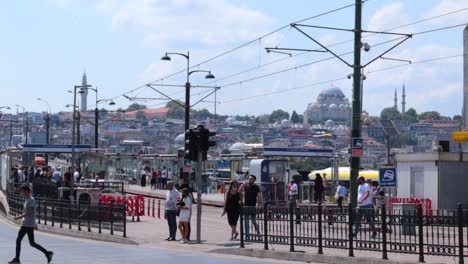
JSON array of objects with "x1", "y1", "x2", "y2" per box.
[
  {"x1": 165, "y1": 100, "x2": 184, "y2": 119},
  {"x1": 291, "y1": 110, "x2": 300, "y2": 124},
  {"x1": 269, "y1": 109, "x2": 290, "y2": 123},
  {"x1": 126, "y1": 103, "x2": 147, "y2": 111},
  {"x1": 418, "y1": 111, "x2": 441, "y2": 121},
  {"x1": 194, "y1": 109, "x2": 211, "y2": 120},
  {"x1": 405, "y1": 108, "x2": 418, "y2": 123},
  {"x1": 453, "y1": 115, "x2": 462, "y2": 122},
  {"x1": 136, "y1": 110, "x2": 146, "y2": 121},
  {"x1": 380, "y1": 107, "x2": 401, "y2": 120}
]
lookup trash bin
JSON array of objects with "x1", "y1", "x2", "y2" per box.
[{"x1": 393, "y1": 203, "x2": 416, "y2": 236}]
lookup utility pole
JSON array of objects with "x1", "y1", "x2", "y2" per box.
[
  {"x1": 349, "y1": 0, "x2": 363, "y2": 207},
  {"x1": 25, "y1": 112, "x2": 29, "y2": 144},
  {"x1": 196, "y1": 147, "x2": 203, "y2": 244},
  {"x1": 77, "y1": 111, "x2": 81, "y2": 145},
  {"x1": 95, "y1": 107, "x2": 99, "y2": 152}
]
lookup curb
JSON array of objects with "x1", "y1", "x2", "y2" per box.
[
  {"x1": 1, "y1": 214, "x2": 139, "y2": 246},
  {"x1": 209, "y1": 248, "x2": 446, "y2": 264}
]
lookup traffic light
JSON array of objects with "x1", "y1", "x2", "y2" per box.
[
  {"x1": 200, "y1": 126, "x2": 216, "y2": 161},
  {"x1": 185, "y1": 129, "x2": 198, "y2": 162}
]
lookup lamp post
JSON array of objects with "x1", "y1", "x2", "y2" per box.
[
  {"x1": 161, "y1": 52, "x2": 215, "y2": 244},
  {"x1": 37, "y1": 98, "x2": 52, "y2": 144},
  {"x1": 95, "y1": 99, "x2": 116, "y2": 153},
  {"x1": 16, "y1": 105, "x2": 28, "y2": 144}
]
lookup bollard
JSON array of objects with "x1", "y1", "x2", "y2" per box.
[
  {"x1": 51, "y1": 200, "x2": 55, "y2": 227},
  {"x1": 158, "y1": 200, "x2": 161, "y2": 219},
  {"x1": 98, "y1": 199, "x2": 102, "y2": 234},
  {"x1": 147, "y1": 199, "x2": 150, "y2": 216},
  {"x1": 88, "y1": 200, "x2": 91, "y2": 232},
  {"x1": 152, "y1": 199, "x2": 155, "y2": 218},
  {"x1": 289, "y1": 202, "x2": 295, "y2": 252},
  {"x1": 123, "y1": 201, "x2": 127, "y2": 238}
]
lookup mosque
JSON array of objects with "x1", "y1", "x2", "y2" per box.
[{"x1": 303, "y1": 85, "x2": 351, "y2": 125}]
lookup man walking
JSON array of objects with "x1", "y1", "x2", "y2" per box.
[
  {"x1": 161, "y1": 167, "x2": 168, "y2": 190},
  {"x1": 353, "y1": 176, "x2": 377, "y2": 238},
  {"x1": 243, "y1": 175, "x2": 262, "y2": 239},
  {"x1": 165, "y1": 181, "x2": 180, "y2": 241},
  {"x1": 9, "y1": 184, "x2": 53, "y2": 264},
  {"x1": 336, "y1": 182, "x2": 346, "y2": 214}
]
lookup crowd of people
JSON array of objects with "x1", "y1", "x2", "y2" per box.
[{"x1": 11, "y1": 165, "x2": 100, "y2": 187}]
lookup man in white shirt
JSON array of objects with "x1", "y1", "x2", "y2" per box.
[
  {"x1": 288, "y1": 179, "x2": 298, "y2": 206},
  {"x1": 336, "y1": 182, "x2": 347, "y2": 213},
  {"x1": 165, "y1": 181, "x2": 180, "y2": 241},
  {"x1": 73, "y1": 168, "x2": 81, "y2": 184},
  {"x1": 161, "y1": 167, "x2": 168, "y2": 189},
  {"x1": 17, "y1": 167, "x2": 25, "y2": 183},
  {"x1": 353, "y1": 176, "x2": 376, "y2": 238},
  {"x1": 167, "y1": 168, "x2": 172, "y2": 181}
]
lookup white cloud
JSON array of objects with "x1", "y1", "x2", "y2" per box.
[
  {"x1": 425, "y1": 0, "x2": 468, "y2": 26},
  {"x1": 367, "y1": 2, "x2": 412, "y2": 31}
]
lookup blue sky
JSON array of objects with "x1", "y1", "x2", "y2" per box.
[{"x1": 0, "y1": 0, "x2": 466, "y2": 118}]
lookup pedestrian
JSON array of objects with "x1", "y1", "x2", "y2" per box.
[
  {"x1": 242, "y1": 175, "x2": 262, "y2": 239},
  {"x1": 140, "y1": 167, "x2": 147, "y2": 187},
  {"x1": 73, "y1": 168, "x2": 81, "y2": 184},
  {"x1": 27, "y1": 167, "x2": 34, "y2": 183},
  {"x1": 222, "y1": 180, "x2": 242, "y2": 240},
  {"x1": 17, "y1": 167, "x2": 25, "y2": 183},
  {"x1": 64, "y1": 167, "x2": 72, "y2": 187},
  {"x1": 157, "y1": 167, "x2": 162, "y2": 189},
  {"x1": 352, "y1": 176, "x2": 377, "y2": 238},
  {"x1": 314, "y1": 173, "x2": 324, "y2": 203},
  {"x1": 150, "y1": 168, "x2": 157, "y2": 189},
  {"x1": 178, "y1": 189, "x2": 192, "y2": 244},
  {"x1": 9, "y1": 184, "x2": 53, "y2": 264},
  {"x1": 165, "y1": 181, "x2": 180, "y2": 241},
  {"x1": 323, "y1": 173, "x2": 330, "y2": 201},
  {"x1": 336, "y1": 182, "x2": 346, "y2": 214},
  {"x1": 288, "y1": 179, "x2": 298, "y2": 207},
  {"x1": 161, "y1": 166, "x2": 168, "y2": 190},
  {"x1": 167, "y1": 168, "x2": 172, "y2": 181},
  {"x1": 52, "y1": 167, "x2": 62, "y2": 186}
]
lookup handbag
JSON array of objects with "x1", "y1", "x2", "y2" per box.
[{"x1": 334, "y1": 191, "x2": 339, "y2": 200}]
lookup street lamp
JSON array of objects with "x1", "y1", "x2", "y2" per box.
[
  {"x1": 15, "y1": 105, "x2": 28, "y2": 144},
  {"x1": 37, "y1": 98, "x2": 51, "y2": 144},
  {"x1": 95, "y1": 98, "x2": 116, "y2": 152}
]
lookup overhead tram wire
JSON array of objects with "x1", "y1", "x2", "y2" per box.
[
  {"x1": 214, "y1": 22, "x2": 468, "y2": 89},
  {"x1": 100, "y1": 1, "x2": 367, "y2": 103},
  {"x1": 219, "y1": 53, "x2": 465, "y2": 105},
  {"x1": 200, "y1": 6, "x2": 468, "y2": 87}
]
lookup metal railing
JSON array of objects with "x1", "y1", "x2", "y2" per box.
[
  {"x1": 6, "y1": 184, "x2": 126, "y2": 237},
  {"x1": 240, "y1": 202, "x2": 468, "y2": 263}
]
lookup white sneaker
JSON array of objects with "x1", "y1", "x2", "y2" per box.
[{"x1": 179, "y1": 240, "x2": 186, "y2": 244}]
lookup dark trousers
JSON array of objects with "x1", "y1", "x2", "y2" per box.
[
  {"x1": 314, "y1": 191, "x2": 323, "y2": 203},
  {"x1": 161, "y1": 178, "x2": 167, "y2": 190},
  {"x1": 337, "y1": 197, "x2": 344, "y2": 213},
  {"x1": 15, "y1": 226, "x2": 48, "y2": 260},
  {"x1": 166, "y1": 210, "x2": 177, "y2": 239}
]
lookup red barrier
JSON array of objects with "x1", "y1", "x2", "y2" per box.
[
  {"x1": 100, "y1": 195, "x2": 146, "y2": 217},
  {"x1": 391, "y1": 197, "x2": 433, "y2": 216}
]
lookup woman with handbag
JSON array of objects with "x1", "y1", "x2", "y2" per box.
[{"x1": 178, "y1": 189, "x2": 192, "y2": 244}]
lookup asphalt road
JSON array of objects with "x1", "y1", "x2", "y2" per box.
[{"x1": 0, "y1": 218, "x2": 299, "y2": 264}]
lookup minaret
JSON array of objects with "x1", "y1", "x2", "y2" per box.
[
  {"x1": 80, "y1": 72, "x2": 88, "y2": 111},
  {"x1": 394, "y1": 88, "x2": 398, "y2": 109},
  {"x1": 402, "y1": 84, "x2": 406, "y2": 113}
]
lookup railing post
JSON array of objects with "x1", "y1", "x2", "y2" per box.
[
  {"x1": 417, "y1": 203, "x2": 424, "y2": 263},
  {"x1": 157, "y1": 200, "x2": 161, "y2": 219},
  {"x1": 382, "y1": 203, "x2": 388, "y2": 260},
  {"x1": 51, "y1": 200, "x2": 55, "y2": 227},
  {"x1": 88, "y1": 199, "x2": 91, "y2": 232},
  {"x1": 123, "y1": 201, "x2": 127, "y2": 238},
  {"x1": 263, "y1": 202, "x2": 268, "y2": 250},
  {"x1": 289, "y1": 202, "x2": 295, "y2": 252},
  {"x1": 78, "y1": 200, "x2": 81, "y2": 231},
  {"x1": 59, "y1": 198, "x2": 63, "y2": 228},
  {"x1": 37, "y1": 198, "x2": 41, "y2": 224},
  {"x1": 98, "y1": 198, "x2": 102, "y2": 234},
  {"x1": 458, "y1": 203, "x2": 464, "y2": 264},
  {"x1": 348, "y1": 203, "x2": 354, "y2": 257},
  {"x1": 152, "y1": 199, "x2": 155, "y2": 218},
  {"x1": 110, "y1": 200, "x2": 114, "y2": 235},
  {"x1": 240, "y1": 202, "x2": 245, "y2": 248},
  {"x1": 44, "y1": 199, "x2": 47, "y2": 226},
  {"x1": 68, "y1": 199, "x2": 72, "y2": 230},
  {"x1": 318, "y1": 202, "x2": 323, "y2": 254}
]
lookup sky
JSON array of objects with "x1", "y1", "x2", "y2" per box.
[{"x1": 0, "y1": 0, "x2": 467, "y2": 118}]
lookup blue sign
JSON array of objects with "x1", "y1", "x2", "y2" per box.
[
  {"x1": 352, "y1": 138, "x2": 364, "y2": 157},
  {"x1": 379, "y1": 167, "x2": 397, "y2": 187}
]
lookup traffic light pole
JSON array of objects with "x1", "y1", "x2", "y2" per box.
[{"x1": 196, "y1": 148, "x2": 203, "y2": 244}]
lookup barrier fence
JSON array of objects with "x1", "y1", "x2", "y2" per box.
[
  {"x1": 6, "y1": 183, "x2": 127, "y2": 237},
  {"x1": 240, "y1": 202, "x2": 468, "y2": 263}
]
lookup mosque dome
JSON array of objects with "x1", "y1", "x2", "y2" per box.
[
  {"x1": 280, "y1": 119, "x2": 291, "y2": 128},
  {"x1": 318, "y1": 86, "x2": 345, "y2": 99},
  {"x1": 174, "y1": 133, "x2": 185, "y2": 144},
  {"x1": 329, "y1": 104, "x2": 338, "y2": 110}
]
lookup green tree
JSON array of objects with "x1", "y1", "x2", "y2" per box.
[
  {"x1": 258, "y1": 114, "x2": 270, "y2": 125},
  {"x1": 195, "y1": 109, "x2": 211, "y2": 120},
  {"x1": 453, "y1": 115, "x2": 462, "y2": 122},
  {"x1": 418, "y1": 111, "x2": 441, "y2": 120},
  {"x1": 291, "y1": 110, "x2": 300, "y2": 124},
  {"x1": 405, "y1": 108, "x2": 418, "y2": 123},
  {"x1": 166, "y1": 100, "x2": 184, "y2": 119},
  {"x1": 269, "y1": 109, "x2": 290, "y2": 123},
  {"x1": 136, "y1": 110, "x2": 146, "y2": 121},
  {"x1": 126, "y1": 103, "x2": 147, "y2": 111},
  {"x1": 380, "y1": 107, "x2": 401, "y2": 120}
]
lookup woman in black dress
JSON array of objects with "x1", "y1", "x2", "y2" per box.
[{"x1": 222, "y1": 180, "x2": 242, "y2": 240}]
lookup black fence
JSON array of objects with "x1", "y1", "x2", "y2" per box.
[
  {"x1": 30, "y1": 178, "x2": 125, "y2": 199},
  {"x1": 6, "y1": 183, "x2": 126, "y2": 237},
  {"x1": 240, "y1": 202, "x2": 468, "y2": 263}
]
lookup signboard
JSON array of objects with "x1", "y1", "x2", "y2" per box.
[
  {"x1": 452, "y1": 131, "x2": 468, "y2": 143},
  {"x1": 263, "y1": 147, "x2": 333, "y2": 157},
  {"x1": 379, "y1": 167, "x2": 397, "y2": 187},
  {"x1": 351, "y1": 138, "x2": 364, "y2": 157}
]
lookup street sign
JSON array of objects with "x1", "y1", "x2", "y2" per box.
[
  {"x1": 379, "y1": 167, "x2": 397, "y2": 187},
  {"x1": 351, "y1": 138, "x2": 364, "y2": 157},
  {"x1": 452, "y1": 131, "x2": 468, "y2": 143}
]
